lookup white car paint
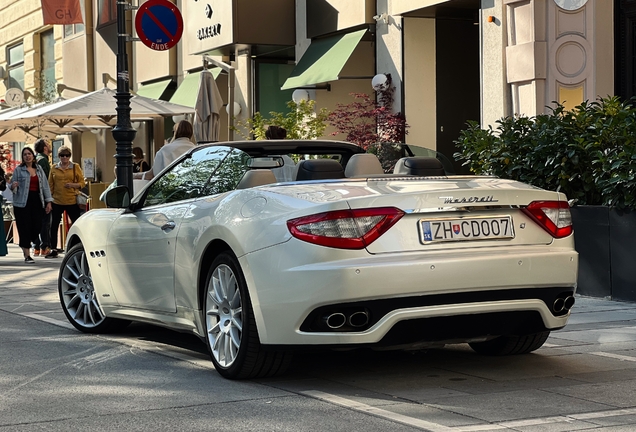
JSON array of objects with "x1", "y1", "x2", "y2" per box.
[{"x1": 60, "y1": 142, "x2": 578, "y2": 378}]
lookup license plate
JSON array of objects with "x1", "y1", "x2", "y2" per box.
[{"x1": 419, "y1": 216, "x2": 515, "y2": 244}]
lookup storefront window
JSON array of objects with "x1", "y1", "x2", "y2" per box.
[
  {"x1": 97, "y1": 0, "x2": 117, "y2": 26},
  {"x1": 256, "y1": 62, "x2": 295, "y2": 115},
  {"x1": 41, "y1": 30, "x2": 56, "y2": 99},
  {"x1": 7, "y1": 43, "x2": 24, "y2": 90},
  {"x1": 64, "y1": 23, "x2": 85, "y2": 38}
]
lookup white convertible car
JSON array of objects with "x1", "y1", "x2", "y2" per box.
[{"x1": 58, "y1": 140, "x2": 578, "y2": 379}]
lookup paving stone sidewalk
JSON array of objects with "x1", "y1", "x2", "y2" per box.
[{"x1": 0, "y1": 243, "x2": 66, "y2": 323}]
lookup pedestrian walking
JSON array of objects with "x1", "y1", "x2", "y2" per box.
[
  {"x1": 265, "y1": 125, "x2": 287, "y2": 139},
  {"x1": 48, "y1": 145, "x2": 85, "y2": 256},
  {"x1": 32, "y1": 139, "x2": 54, "y2": 257},
  {"x1": 133, "y1": 120, "x2": 195, "y2": 181},
  {"x1": 8, "y1": 147, "x2": 53, "y2": 263},
  {"x1": 265, "y1": 126, "x2": 295, "y2": 181},
  {"x1": 0, "y1": 166, "x2": 7, "y2": 257},
  {"x1": 132, "y1": 147, "x2": 150, "y2": 173}
]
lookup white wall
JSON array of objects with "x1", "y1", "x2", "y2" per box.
[{"x1": 403, "y1": 17, "x2": 436, "y2": 149}]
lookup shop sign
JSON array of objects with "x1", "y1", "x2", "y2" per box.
[{"x1": 184, "y1": 0, "x2": 233, "y2": 54}]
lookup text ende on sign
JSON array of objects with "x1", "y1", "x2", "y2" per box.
[{"x1": 151, "y1": 42, "x2": 171, "y2": 50}]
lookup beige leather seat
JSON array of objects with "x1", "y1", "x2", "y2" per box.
[
  {"x1": 393, "y1": 157, "x2": 445, "y2": 176},
  {"x1": 344, "y1": 153, "x2": 384, "y2": 177},
  {"x1": 236, "y1": 169, "x2": 278, "y2": 189}
]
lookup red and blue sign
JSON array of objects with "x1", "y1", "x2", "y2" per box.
[{"x1": 135, "y1": 0, "x2": 183, "y2": 51}]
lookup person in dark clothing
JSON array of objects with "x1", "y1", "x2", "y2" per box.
[
  {"x1": 33, "y1": 139, "x2": 54, "y2": 257},
  {"x1": 265, "y1": 125, "x2": 287, "y2": 140},
  {"x1": 0, "y1": 166, "x2": 7, "y2": 257},
  {"x1": 132, "y1": 147, "x2": 150, "y2": 173}
]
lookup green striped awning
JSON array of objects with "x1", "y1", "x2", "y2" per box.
[
  {"x1": 136, "y1": 79, "x2": 172, "y2": 100},
  {"x1": 281, "y1": 29, "x2": 367, "y2": 90},
  {"x1": 169, "y1": 69, "x2": 222, "y2": 108}
]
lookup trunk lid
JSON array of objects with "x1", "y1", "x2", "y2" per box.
[{"x1": 266, "y1": 176, "x2": 567, "y2": 253}]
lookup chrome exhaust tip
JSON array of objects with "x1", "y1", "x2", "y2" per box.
[
  {"x1": 564, "y1": 296, "x2": 575, "y2": 311},
  {"x1": 554, "y1": 298, "x2": 565, "y2": 313},
  {"x1": 348, "y1": 311, "x2": 369, "y2": 328},
  {"x1": 325, "y1": 313, "x2": 346, "y2": 329}
]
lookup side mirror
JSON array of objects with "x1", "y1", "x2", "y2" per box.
[{"x1": 105, "y1": 185, "x2": 131, "y2": 208}]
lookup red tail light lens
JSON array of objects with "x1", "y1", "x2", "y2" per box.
[
  {"x1": 522, "y1": 201, "x2": 573, "y2": 238},
  {"x1": 287, "y1": 207, "x2": 405, "y2": 249}
]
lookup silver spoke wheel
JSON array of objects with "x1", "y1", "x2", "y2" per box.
[
  {"x1": 60, "y1": 248, "x2": 105, "y2": 328},
  {"x1": 206, "y1": 263, "x2": 243, "y2": 368}
]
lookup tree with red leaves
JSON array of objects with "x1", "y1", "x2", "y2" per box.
[
  {"x1": 328, "y1": 74, "x2": 408, "y2": 171},
  {"x1": 0, "y1": 143, "x2": 13, "y2": 174}
]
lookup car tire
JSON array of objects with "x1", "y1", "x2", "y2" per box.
[
  {"x1": 204, "y1": 252, "x2": 292, "y2": 379},
  {"x1": 58, "y1": 243, "x2": 130, "y2": 333},
  {"x1": 469, "y1": 331, "x2": 550, "y2": 356}
]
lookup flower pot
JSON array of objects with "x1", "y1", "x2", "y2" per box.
[
  {"x1": 571, "y1": 206, "x2": 636, "y2": 301},
  {"x1": 609, "y1": 209, "x2": 636, "y2": 301},
  {"x1": 570, "y1": 206, "x2": 611, "y2": 298}
]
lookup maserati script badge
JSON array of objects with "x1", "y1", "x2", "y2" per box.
[{"x1": 440, "y1": 196, "x2": 498, "y2": 204}]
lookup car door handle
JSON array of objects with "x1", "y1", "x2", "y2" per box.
[{"x1": 161, "y1": 221, "x2": 176, "y2": 231}]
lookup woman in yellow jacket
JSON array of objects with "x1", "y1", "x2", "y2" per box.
[{"x1": 48, "y1": 145, "x2": 85, "y2": 256}]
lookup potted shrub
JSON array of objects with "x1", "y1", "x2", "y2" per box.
[{"x1": 454, "y1": 96, "x2": 636, "y2": 300}]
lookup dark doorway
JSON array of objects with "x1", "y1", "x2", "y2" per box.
[
  {"x1": 436, "y1": 18, "x2": 480, "y2": 174},
  {"x1": 616, "y1": 0, "x2": 636, "y2": 100}
]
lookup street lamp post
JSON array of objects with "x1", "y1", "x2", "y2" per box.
[{"x1": 113, "y1": 0, "x2": 136, "y2": 193}]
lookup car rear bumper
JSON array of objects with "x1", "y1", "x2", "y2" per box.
[{"x1": 240, "y1": 241, "x2": 578, "y2": 346}]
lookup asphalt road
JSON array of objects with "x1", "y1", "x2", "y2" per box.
[{"x1": 2, "y1": 244, "x2": 636, "y2": 431}]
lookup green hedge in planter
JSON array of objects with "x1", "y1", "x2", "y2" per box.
[{"x1": 454, "y1": 97, "x2": 636, "y2": 210}]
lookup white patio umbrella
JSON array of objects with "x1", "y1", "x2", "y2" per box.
[
  {"x1": 0, "y1": 126, "x2": 60, "y2": 143},
  {"x1": 194, "y1": 69, "x2": 224, "y2": 142},
  {"x1": 11, "y1": 87, "x2": 195, "y2": 127}
]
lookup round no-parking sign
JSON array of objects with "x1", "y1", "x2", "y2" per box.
[{"x1": 135, "y1": 0, "x2": 184, "y2": 51}]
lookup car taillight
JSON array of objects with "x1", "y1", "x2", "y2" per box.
[
  {"x1": 287, "y1": 207, "x2": 405, "y2": 249},
  {"x1": 522, "y1": 201, "x2": 573, "y2": 238}
]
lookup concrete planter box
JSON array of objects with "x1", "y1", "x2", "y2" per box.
[{"x1": 571, "y1": 206, "x2": 636, "y2": 301}]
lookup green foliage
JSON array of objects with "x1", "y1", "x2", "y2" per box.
[
  {"x1": 32, "y1": 71, "x2": 57, "y2": 103},
  {"x1": 233, "y1": 100, "x2": 329, "y2": 140},
  {"x1": 454, "y1": 96, "x2": 636, "y2": 209}
]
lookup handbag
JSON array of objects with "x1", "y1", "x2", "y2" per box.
[
  {"x1": 76, "y1": 191, "x2": 89, "y2": 206},
  {"x1": 73, "y1": 163, "x2": 88, "y2": 206}
]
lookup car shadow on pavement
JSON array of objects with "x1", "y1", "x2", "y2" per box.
[{"x1": 121, "y1": 322, "x2": 209, "y2": 355}]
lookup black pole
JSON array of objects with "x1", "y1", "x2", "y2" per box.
[{"x1": 113, "y1": 0, "x2": 136, "y2": 194}]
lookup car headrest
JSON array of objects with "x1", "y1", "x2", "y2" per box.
[
  {"x1": 236, "y1": 169, "x2": 278, "y2": 189},
  {"x1": 393, "y1": 157, "x2": 445, "y2": 176},
  {"x1": 294, "y1": 159, "x2": 344, "y2": 181},
  {"x1": 344, "y1": 153, "x2": 384, "y2": 177}
]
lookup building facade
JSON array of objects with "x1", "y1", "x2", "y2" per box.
[{"x1": 0, "y1": 0, "x2": 625, "y2": 179}]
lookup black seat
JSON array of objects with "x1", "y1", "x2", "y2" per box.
[
  {"x1": 294, "y1": 159, "x2": 345, "y2": 181},
  {"x1": 393, "y1": 157, "x2": 445, "y2": 176}
]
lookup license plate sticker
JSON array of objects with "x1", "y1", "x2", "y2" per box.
[{"x1": 419, "y1": 216, "x2": 515, "y2": 244}]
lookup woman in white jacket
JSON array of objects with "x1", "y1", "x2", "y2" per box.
[{"x1": 134, "y1": 120, "x2": 195, "y2": 181}]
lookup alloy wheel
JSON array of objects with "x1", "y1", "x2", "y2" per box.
[
  {"x1": 206, "y1": 263, "x2": 243, "y2": 368},
  {"x1": 60, "y1": 248, "x2": 105, "y2": 328}
]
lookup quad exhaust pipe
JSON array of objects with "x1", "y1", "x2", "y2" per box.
[
  {"x1": 325, "y1": 313, "x2": 346, "y2": 329},
  {"x1": 553, "y1": 295, "x2": 575, "y2": 313},
  {"x1": 324, "y1": 310, "x2": 370, "y2": 329}
]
